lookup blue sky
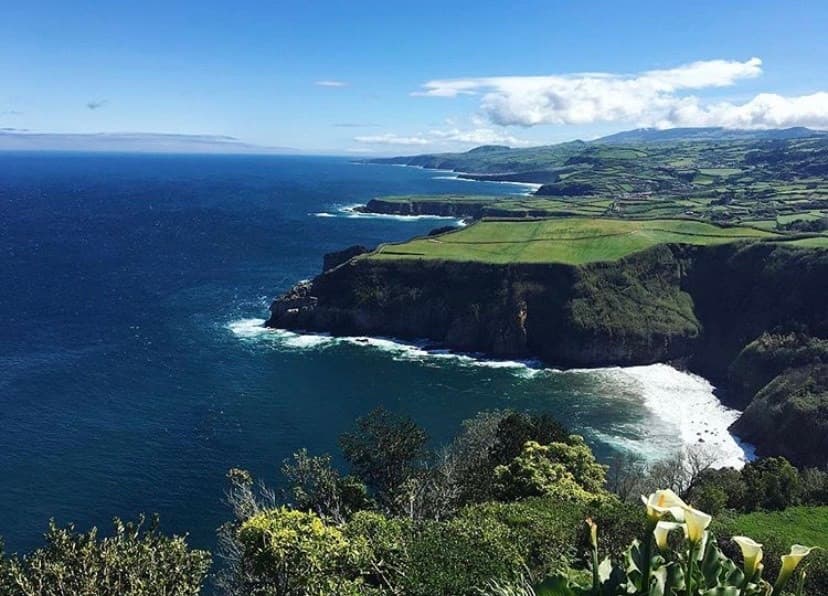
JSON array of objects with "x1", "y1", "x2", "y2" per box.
[{"x1": 2, "y1": 1, "x2": 827, "y2": 154}]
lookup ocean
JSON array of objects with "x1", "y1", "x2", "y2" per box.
[{"x1": 0, "y1": 152, "x2": 750, "y2": 554}]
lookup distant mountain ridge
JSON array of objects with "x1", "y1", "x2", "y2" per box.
[
  {"x1": 370, "y1": 127, "x2": 827, "y2": 167},
  {"x1": 367, "y1": 126, "x2": 828, "y2": 188},
  {"x1": 0, "y1": 130, "x2": 300, "y2": 154},
  {"x1": 594, "y1": 126, "x2": 827, "y2": 144}
]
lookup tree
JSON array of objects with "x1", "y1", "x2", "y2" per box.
[
  {"x1": 487, "y1": 412, "x2": 569, "y2": 469},
  {"x1": 281, "y1": 449, "x2": 372, "y2": 524},
  {"x1": 686, "y1": 467, "x2": 746, "y2": 515},
  {"x1": 493, "y1": 437, "x2": 608, "y2": 502},
  {"x1": 741, "y1": 457, "x2": 802, "y2": 511},
  {"x1": 0, "y1": 516, "x2": 209, "y2": 596},
  {"x1": 339, "y1": 407, "x2": 428, "y2": 508}
]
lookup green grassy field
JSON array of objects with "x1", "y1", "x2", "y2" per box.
[
  {"x1": 729, "y1": 507, "x2": 828, "y2": 550},
  {"x1": 368, "y1": 218, "x2": 782, "y2": 265}
]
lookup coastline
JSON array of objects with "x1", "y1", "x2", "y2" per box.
[{"x1": 367, "y1": 161, "x2": 544, "y2": 194}]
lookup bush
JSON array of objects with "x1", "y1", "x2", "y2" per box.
[
  {"x1": 493, "y1": 437, "x2": 607, "y2": 503},
  {"x1": 281, "y1": 449, "x2": 372, "y2": 523},
  {"x1": 0, "y1": 516, "x2": 209, "y2": 596},
  {"x1": 741, "y1": 457, "x2": 802, "y2": 511},
  {"x1": 235, "y1": 507, "x2": 370, "y2": 595},
  {"x1": 343, "y1": 511, "x2": 412, "y2": 593},
  {"x1": 405, "y1": 515, "x2": 524, "y2": 595}
]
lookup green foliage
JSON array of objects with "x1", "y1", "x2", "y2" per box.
[
  {"x1": 343, "y1": 511, "x2": 412, "y2": 593},
  {"x1": 446, "y1": 410, "x2": 571, "y2": 506},
  {"x1": 405, "y1": 514, "x2": 524, "y2": 595},
  {"x1": 461, "y1": 498, "x2": 585, "y2": 579},
  {"x1": 728, "y1": 332, "x2": 828, "y2": 406},
  {"x1": 735, "y1": 364, "x2": 828, "y2": 468},
  {"x1": 339, "y1": 407, "x2": 429, "y2": 507},
  {"x1": 487, "y1": 412, "x2": 570, "y2": 470},
  {"x1": 741, "y1": 457, "x2": 802, "y2": 512},
  {"x1": 281, "y1": 448, "x2": 372, "y2": 523},
  {"x1": 493, "y1": 437, "x2": 608, "y2": 503},
  {"x1": 235, "y1": 507, "x2": 371, "y2": 595},
  {"x1": 0, "y1": 516, "x2": 209, "y2": 596},
  {"x1": 686, "y1": 456, "x2": 828, "y2": 515}
]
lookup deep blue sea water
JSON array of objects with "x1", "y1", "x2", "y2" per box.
[{"x1": 0, "y1": 152, "x2": 749, "y2": 555}]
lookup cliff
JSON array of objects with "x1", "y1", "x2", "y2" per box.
[
  {"x1": 358, "y1": 198, "x2": 489, "y2": 218},
  {"x1": 269, "y1": 244, "x2": 701, "y2": 366},
  {"x1": 268, "y1": 242, "x2": 828, "y2": 465}
]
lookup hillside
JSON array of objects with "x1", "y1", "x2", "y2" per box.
[{"x1": 366, "y1": 129, "x2": 828, "y2": 231}]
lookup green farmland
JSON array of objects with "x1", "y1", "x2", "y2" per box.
[{"x1": 367, "y1": 218, "x2": 797, "y2": 265}]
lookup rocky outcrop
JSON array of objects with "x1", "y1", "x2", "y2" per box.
[
  {"x1": 266, "y1": 241, "x2": 828, "y2": 465},
  {"x1": 323, "y1": 245, "x2": 370, "y2": 271},
  {"x1": 731, "y1": 364, "x2": 828, "y2": 466}
]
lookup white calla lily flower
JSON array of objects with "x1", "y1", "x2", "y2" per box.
[
  {"x1": 682, "y1": 505, "x2": 711, "y2": 545},
  {"x1": 642, "y1": 489, "x2": 688, "y2": 524},
  {"x1": 780, "y1": 545, "x2": 815, "y2": 575},
  {"x1": 733, "y1": 536, "x2": 763, "y2": 578},
  {"x1": 774, "y1": 545, "x2": 817, "y2": 595},
  {"x1": 653, "y1": 521, "x2": 682, "y2": 551}
]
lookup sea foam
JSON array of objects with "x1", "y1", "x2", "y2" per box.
[
  {"x1": 431, "y1": 174, "x2": 542, "y2": 195},
  {"x1": 310, "y1": 203, "x2": 465, "y2": 223},
  {"x1": 581, "y1": 364, "x2": 754, "y2": 469}
]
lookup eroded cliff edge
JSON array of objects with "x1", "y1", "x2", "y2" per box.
[{"x1": 267, "y1": 242, "x2": 828, "y2": 465}]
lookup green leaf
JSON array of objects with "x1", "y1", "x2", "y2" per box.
[
  {"x1": 702, "y1": 588, "x2": 740, "y2": 596},
  {"x1": 533, "y1": 576, "x2": 580, "y2": 596}
]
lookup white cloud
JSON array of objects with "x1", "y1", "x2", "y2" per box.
[
  {"x1": 315, "y1": 80, "x2": 348, "y2": 87},
  {"x1": 428, "y1": 127, "x2": 533, "y2": 147},
  {"x1": 409, "y1": 57, "x2": 828, "y2": 130},
  {"x1": 658, "y1": 92, "x2": 828, "y2": 129},
  {"x1": 354, "y1": 133, "x2": 430, "y2": 145},
  {"x1": 354, "y1": 126, "x2": 532, "y2": 150}
]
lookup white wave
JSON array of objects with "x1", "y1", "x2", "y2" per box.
[
  {"x1": 227, "y1": 319, "x2": 544, "y2": 374},
  {"x1": 586, "y1": 364, "x2": 754, "y2": 469},
  {"x1": 310, "y1": 203, "x2": 464, "y2": 223},
  {"x1": 430, "y1": 173, "x2": 542, "y2": 196},
  {"x1": 226, "y1": 318, "x2": 273, "y2": 338}
]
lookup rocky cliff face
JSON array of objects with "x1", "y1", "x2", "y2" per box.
[
  {"x1": 266, "y1": 242, "x2": 828, "y2": 466},
  {"x1": 267, "y1": 244, "x2": 702, "y2": 366},
  {"x1": 358, "y1": 198, "x2": 488, "y2": 218}
]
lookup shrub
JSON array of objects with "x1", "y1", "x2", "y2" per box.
[
  {"x1": 0, "y1": 516, "x2": 209, "y2": 596},
  {"x1": 493, "y1": 437, "x2": 607, "y2": 503},
  {"x1": 343, "y1": 511, "x2": 412, "y2": 593},
  {"x1": 405, "y1": 515, "x2": 524, "y2": 595},
  {"x1": 234, "y1": 507, "x2": 370, "y2": 595},
  {"x1": 280, "y1": 449, "x2": 372, "y2": 523},
  {"x1": 741, "y1": 457, "x2": 802, "y2": 511}
]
